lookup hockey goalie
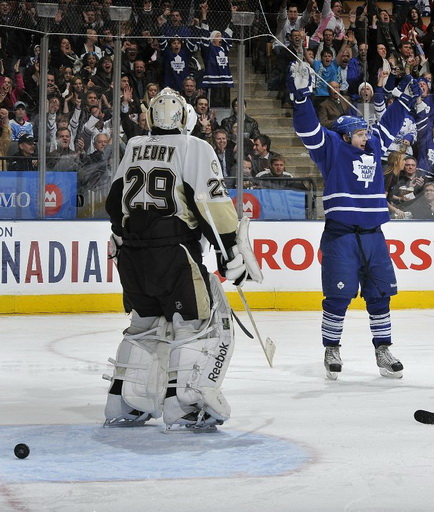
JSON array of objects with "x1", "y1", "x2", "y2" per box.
[{"x1": 102, "y1": 88, "x2": 262, "y2": 431}]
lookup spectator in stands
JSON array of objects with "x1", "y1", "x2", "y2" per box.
[
  {"x1": 221, "y1": 98, "x2": 260, "y2": 141},
  {"x1": 23, "y1": 57, "x2": 42, "y2": 107},
  {"x1": 140, "y1": 82, "x2": 159, "y2": 111},
  {"x1": 78, "y1": 28, "x2": 103, "y2": 60},
  {"x1": 392, "y1": 0, "x2": 418, "y2": 16},
  {"x1": 159, "y1": 7, "x2": 193, "y2": 39},
  {"x1": 347, "y1": 42, "x2": 369, "y2": 100},
  {"x1": 193, "y1": 117, "x2": 214, "y2": 145},
  {"x1": 80, "y1": 104, "x2": 112, "y2": 155},
  {"x1": 304, "y1": 48, "x2": 339, "y2": 109},
  {"x1": 99, "y1": 25, "x2": 115, "y2": 57},
  {"x1": 251, "y1": 134, "x2": 277, "y2": 176},
  {"x1": 8, "y1": 133, "x2": 37, "y2": 171},
  {"x1": 120, "y1": 85, "x2": 149, "y2": 140},
  {"x1": 79, "y1": 4, "x2": 104, "y2": 33},
  {"x1": 81, "y1": 52, "x2": 100, "y2": 88},
  {"x1": 64, "y1": 76, "x2": 86, "y2": 114},
  {"x1": 229, "y1": 121, "x2": 254, "y2": 161},
  {"x1": 131, "y1": 0, "x2": 159, "y2": 36},
  {"x1": 46, "y1": 73, "x2": 62, "y2": 100},
  {"x1": 256, "y1": 154, "x2": 294, "y2": 189},
  {"x1": 9, "y1": 101, "x2": 33, "y2": 141},
  {"x1": 242, "y1": 158, "x2": 260, "y2": 189},
  {"x1": 401, "y1": 7, "x2": 428, "y2": 42},
  {"x1": 91, "y1": 55, "x2": 114, "y2": 99},
  {"x1": 77, "y1": 132, "x2": 112, "y2": 218},
  {"x1": 304, "y1": 4, "x2": 321, "y2": 39},
  {"x1": 50, "y1": 37, "x2": 82, "y2": 75},
  {"x1": 159, "y1": 37, "x2": 198, "y2": 93},
  {"x1": 353, "y1": 81, "x2": 378, "y2": 127},
  {"x1": 421, "y1": 23, "x2": 434, "y2": 76},
  {"x1": 276, "y1": 28, "x2": 306, "y2": 108},
  {"x1": 384, "y1": 150, "x2": 407, "y2": 218},
  {"x1": 370, "y1": 9, "x2": 410, "y2": 74},
  {"x1": 121, "y1": 41, "x2": 140, "y2": 75},
  {"x1": 388, "y1": 155, "x2": 426, "y2": 215},
  {"x1": 47, "y1": 127, "x2": 83, "y2": 172},
  {"x1": 404, "y1": 181, "x2": 434, "y2": 218},
  {"x1": 313, "y1": 28, "x2": 338, "y2": 61},
  {"x1": 181, "y1": 76, "x2": 201, "y2": 105},
  {"x1": 318, "y1": 81, "x2": 352, "y2": 128},
  {"x1": 213, "y1": 129, "x2": 236, "y2": 181},
  {"x1": 57, "y1": 66, "x2": 74, "y2": 99},
  {"x1": 200, "y1": 4, "x2": 235, "y2": 108},
  {"x1": 129, "y1": 59, "x2": 158, "y2": 109},
  {"x1": 272, "y1": 1, "x2": 310, "y2": 55},
  {"x1": 0, "y1": 60, "x2": 25, "y2": 111},
  {"x1": 394, "y1": 41, "x2": 419, "y2": 76},
  {"x1": 191, "y1": 95, "x2": 219, "y2": 136},
  {"x1": 0, "y1": 107, "x2": 11, "y2": 171},
  {"x1": 311, "y1": 0, "x2": 346, "y2": 51}
]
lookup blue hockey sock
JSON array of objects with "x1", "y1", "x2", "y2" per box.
[
  {"x1": 366, "y1": 297, "x2": 392, "y2": 347},
  {"x1": 322, "y1": 298, "x2": 351, "y2": 347}
]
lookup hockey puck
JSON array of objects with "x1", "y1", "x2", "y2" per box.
[{"x1": 14, "y1": 443, "x2": 30, "y2": 459}]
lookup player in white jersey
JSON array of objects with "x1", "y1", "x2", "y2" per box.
[{"x1": 103, "y1": 88, "x2": 259, "y2": 430}]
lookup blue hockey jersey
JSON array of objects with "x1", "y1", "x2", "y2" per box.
[
  {"x1": 293, "y1": 97, "x2": 409, "y2": 227},
  {"x1": 200, "y1": 24, "x2": 234, "y2": 88}
]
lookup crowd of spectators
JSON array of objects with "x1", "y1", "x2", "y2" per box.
[
  {"x1": 0, "y1": 0, "x2": 308, "y2": 219},
  {"x1": 262, "y1": 0, "x2": 434, "y2": 218},
  {"x1": 1, "y1": 0, "x2": 434, "y2": 219}
]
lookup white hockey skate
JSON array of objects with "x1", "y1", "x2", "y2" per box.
[
  {"x1": 324, "y1": 345, "x2": 342, "y2": 380},
  {"x1": 163, "y1": 396, "x2": 223, "y2": 434},
  {"x1": 375, "y1": 345, "x2": 403, "y2": 379},
  {"x1": 103, "y1": 394, "x2": 152, "y2": 427}
]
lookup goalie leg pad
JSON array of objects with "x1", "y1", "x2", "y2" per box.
[
  {"x1": 104, "y1": 316, "x2": 173, "y2": 419},
  {"x1": 163, "y1": 274, "x2": 234, "y2": 426}
]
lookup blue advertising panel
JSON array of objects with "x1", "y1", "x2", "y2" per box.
[
  {"x1": 0, "y1": 172, "x2": 77, "y2": 220},
  {"x1": 228, "y1": 188, "x2": 306, "y2": 220}
]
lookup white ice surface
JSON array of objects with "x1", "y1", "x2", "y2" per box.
[{"x1": 1, "y1": 309, "x2": 434, "y2": 512}]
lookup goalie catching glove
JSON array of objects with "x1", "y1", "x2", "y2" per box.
[
  {"x1": 286, "y1": 61, "x2": 313, "y2": 102},
  {"x1": 216, "y1": 217, "x2": 263, "y2": 287}
]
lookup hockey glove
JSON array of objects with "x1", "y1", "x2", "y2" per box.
[
  {"x1": 109, "y1": 233, "x2": 123, "y2": 265},
  {"x1": 392, "y1": 75, "x2": 422, "y2": 109},
  {"x1": 216, "y1": 245, "x2": 247, "y2": 287},
  {"x1": 287, "y1": 61, "x2": 313, "y2": 102}
]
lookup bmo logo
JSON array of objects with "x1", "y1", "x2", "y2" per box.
[
  {"x1": 45, "y1": 184, "x2": 63, "y2": 216},
  {"x1": 232, "y1": 193, "x2": 261, "y2": 219}
]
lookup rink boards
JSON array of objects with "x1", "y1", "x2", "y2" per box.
[{"x1": 0, "y1": 220, "x2": 433, "y2": 313}]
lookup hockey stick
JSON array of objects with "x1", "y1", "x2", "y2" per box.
[
  {"x1": 196, "y1": 193, "x2": 276, "y2": 367},
  {"x1": 231, "y1": 309, "x2": 254, "y2": 339}
]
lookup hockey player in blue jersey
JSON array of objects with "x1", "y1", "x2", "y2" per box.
[{"x1": 288, "y1": 61, "x2": 422, "y2": 380}]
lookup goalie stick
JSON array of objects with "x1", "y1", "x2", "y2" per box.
[
  {"x1": 196, "y1": 193, "x2": 276, "y2": 367},
  {"x1": 414, "y1": 410, "x2": 434, "y2": 425}
]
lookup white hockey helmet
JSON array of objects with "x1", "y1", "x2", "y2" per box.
[
  {"x1": 147, "y1": 87, "x2": 188, "y2": 131},
  {"x1": 183, "y1": 103, "x2": 197, "y2": 135}
]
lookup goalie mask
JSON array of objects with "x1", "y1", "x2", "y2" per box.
[{"x1": 147, "y1": 87, "x2": 188, "y2": 131}]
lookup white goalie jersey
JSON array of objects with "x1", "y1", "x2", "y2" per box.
[{"x1": 110, "y1": 133, "x2": 238, "y2": 243}]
